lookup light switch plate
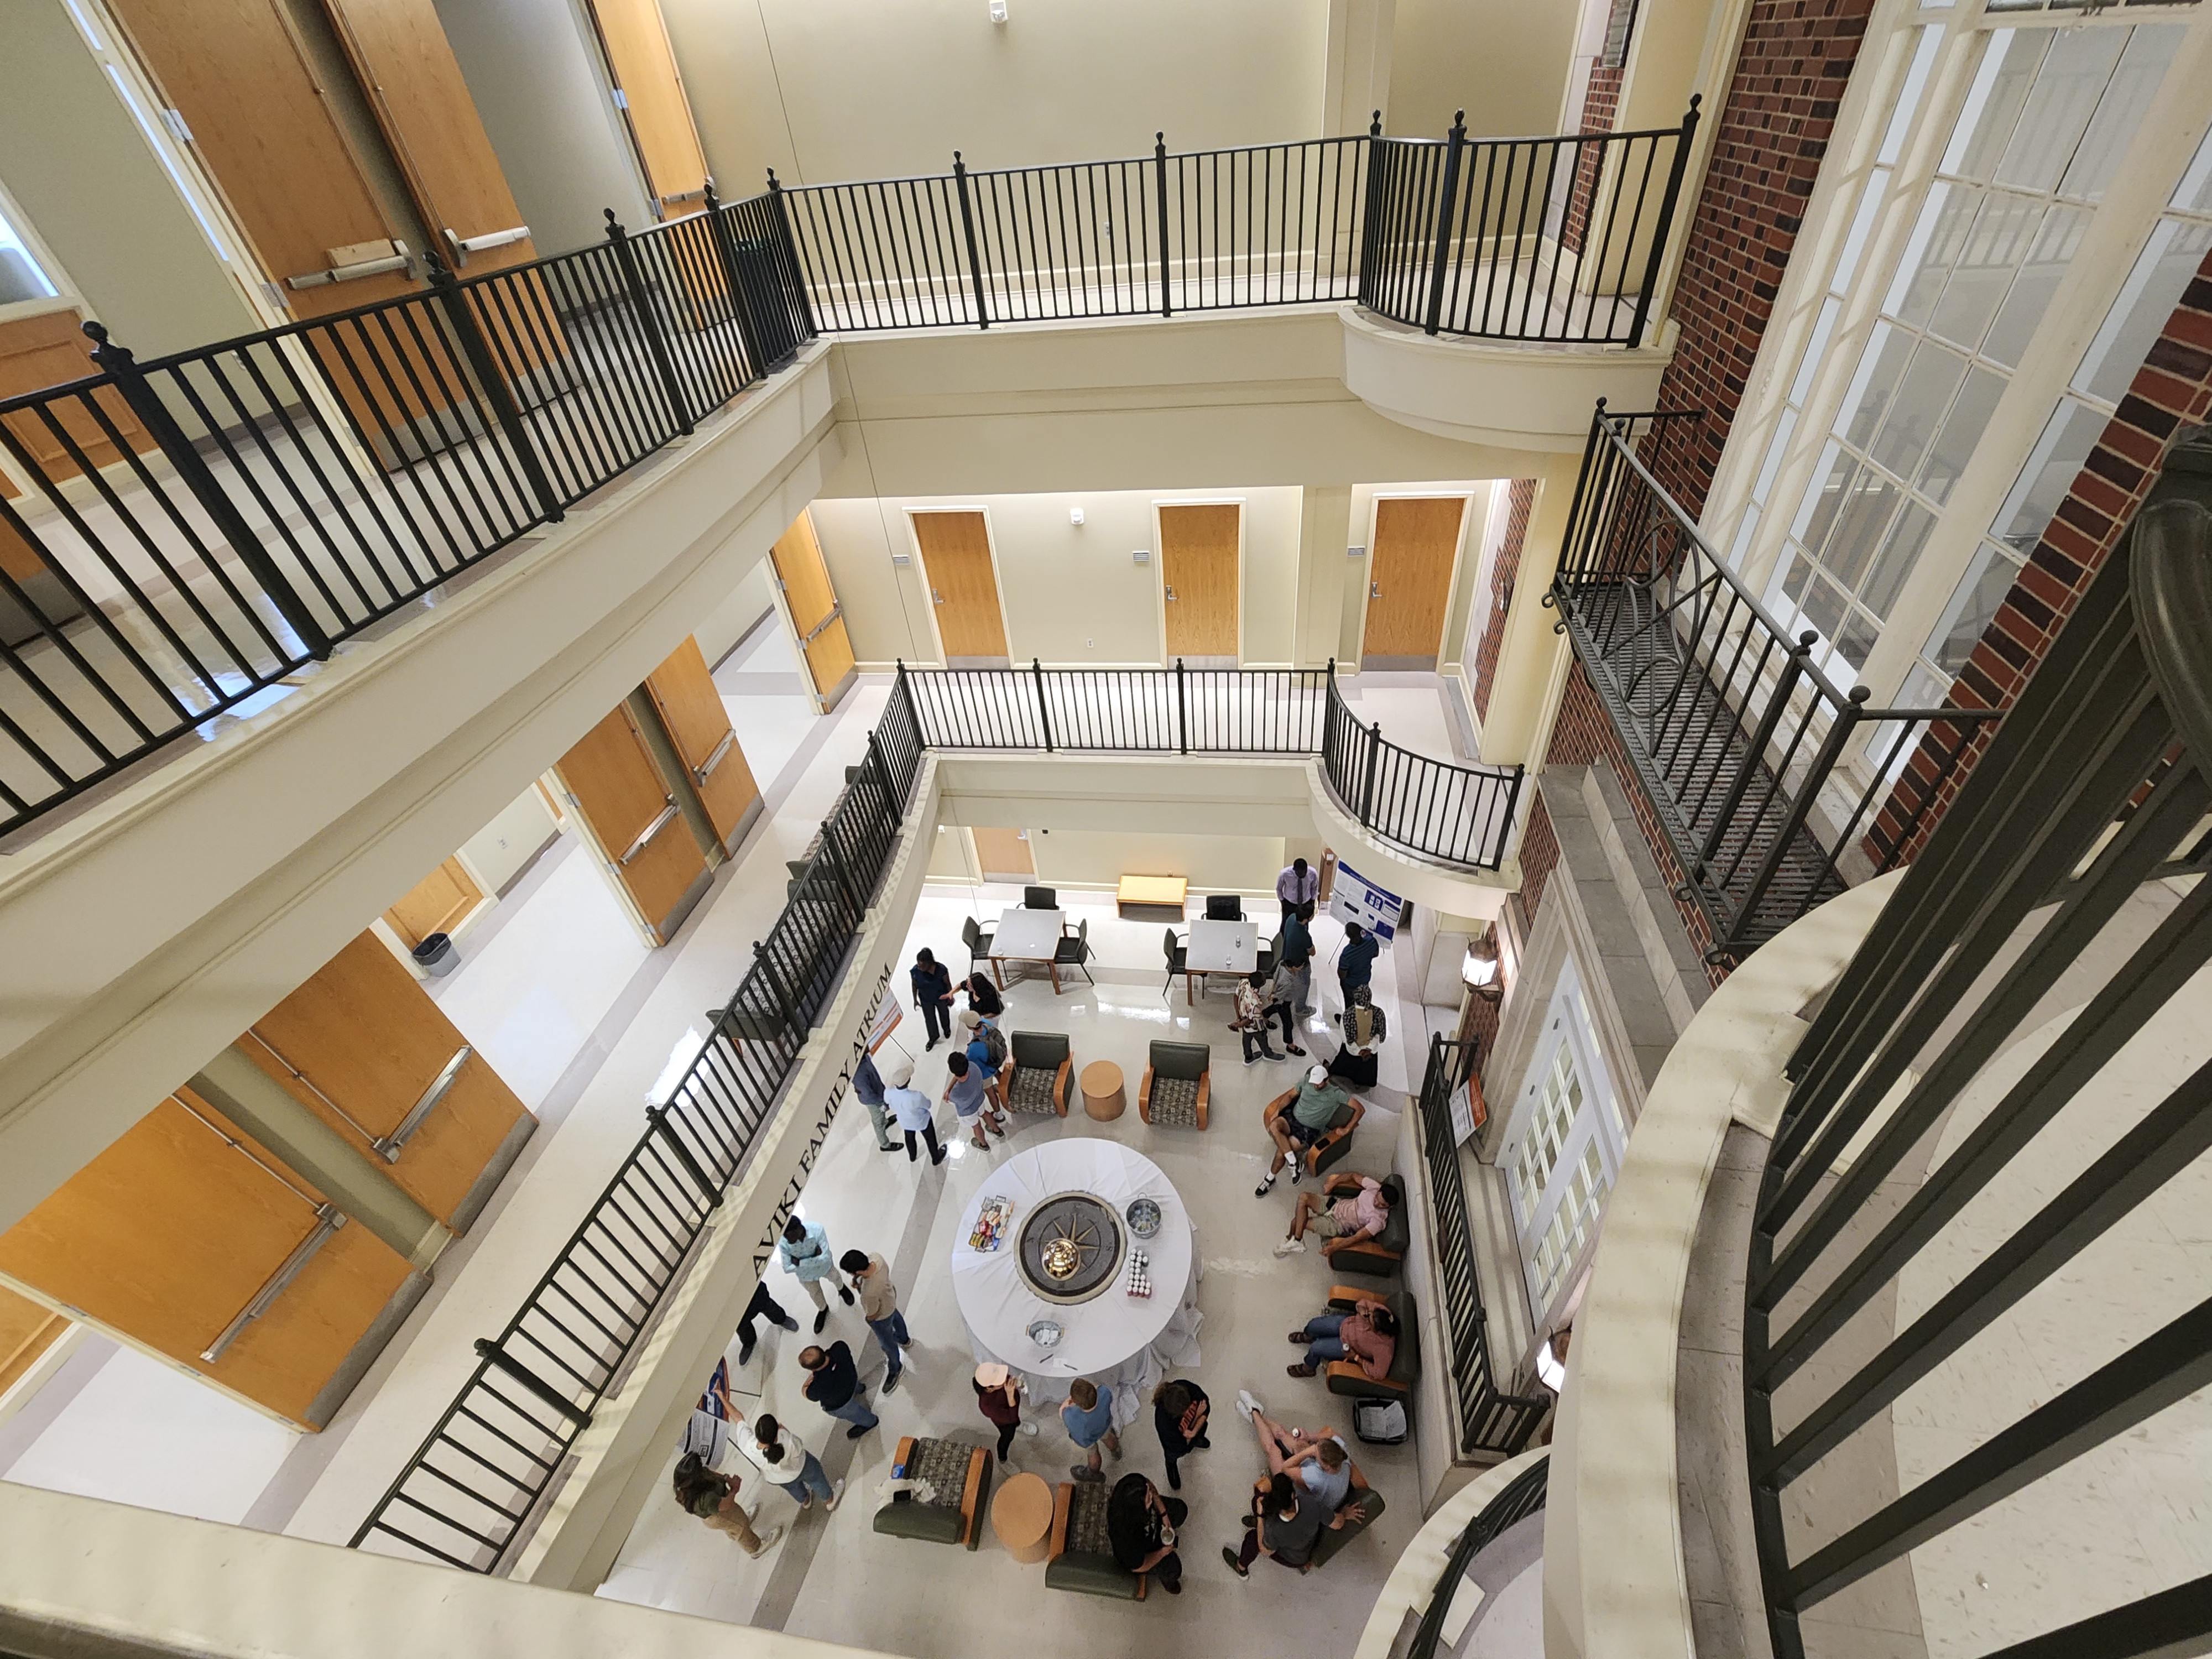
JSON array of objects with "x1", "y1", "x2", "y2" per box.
[{"x1": 1133, "y1": 549, "x2": 1150, "y2": 563}]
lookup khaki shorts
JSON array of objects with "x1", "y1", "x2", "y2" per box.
[{"x1": 1310, "y1": 1214, "x2": 1347, "y2": 1239}]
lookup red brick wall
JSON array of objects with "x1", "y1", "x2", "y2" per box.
[
  {"x1": 1871, "y1": 243, "x2": 2212, "y2": 860},
  {"x1": 1472, "y1": 478, "x2": 1538, "y2": 724},
  {"x1": 1517, "y1": 789, "x2": 1562, "y2": 926},
  {"x1": 1647, "y1": 0, "x2": 1877, "y2": 515},
  {"x1": 1562, "y1": 60, "x2": 1626, "y2": 258}
]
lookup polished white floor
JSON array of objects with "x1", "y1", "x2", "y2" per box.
[{"x1": 594, "y1": 881, "x2": 1428, "y2": 1659}]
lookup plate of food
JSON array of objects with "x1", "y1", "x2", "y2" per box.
[{"x1": 1125, "y1": 1197, "x2": 1163, "y2": 1239}]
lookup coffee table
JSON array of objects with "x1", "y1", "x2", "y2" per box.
[
  {"x1": 1081, "y1": 1060, "x2": 1125, "y2": 1120},
  {"x1": 991, "y1": 1470, "x2": 1055, "y2": 1563}
]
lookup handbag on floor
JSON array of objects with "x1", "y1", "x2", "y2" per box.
[{"x1": 1353, "y1": 1399, "x2": 1407, "y2": 1445}]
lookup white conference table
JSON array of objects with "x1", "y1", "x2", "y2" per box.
[
  {"x1": 951, "y1": 1141, "x2": 1198, "y2": 1425},
  {"x1": 990, "y1": 906, "x2": 1069, "y2": 991},
  {"x1": 1182, "y1": 917, "x2": 1260, "y2": 1001}
]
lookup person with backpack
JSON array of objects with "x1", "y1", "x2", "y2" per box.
[
  {"x1": 956, "y1": 1009, "x2": 1008, "y2": 1105},
  {"x1": 672, "y1": 1451, "x2": 783, "y2": 1557}
]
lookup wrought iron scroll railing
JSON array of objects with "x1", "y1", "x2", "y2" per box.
[
  {"x1": 897, "y1": 659, "x2": 1525, "y2": 874},
  {"x1": 1741, "y1": 431, "x2": 2212, "y2": 1659},
  {"x1": 1549, "y1": 404, "x2": 2001, "y2": 964},
  {"x1": 349, "y1": 685, "x2": 925, "y2": 1571}
]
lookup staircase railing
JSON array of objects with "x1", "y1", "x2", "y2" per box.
[
  {"x1": 1548, "y1": 404, "x2": 2000, "y2": 964},
  {"x1": 897, "y1": 660, "x2": 1525, "y2": 873},
  {"x1": 1405, "y1": 1454, "x2": 1551, "y2": 1659},
  {"x1": 349, "y1": 686, "x2": 925, "y2": 1572}
]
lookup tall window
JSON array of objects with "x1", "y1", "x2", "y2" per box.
[
  {"x1": 1503, "y1": 966, "x2": 1628, "y2": 1323},
  {"x1": 1761, "y1": 23, "x2": 2184, "y2": 687}
]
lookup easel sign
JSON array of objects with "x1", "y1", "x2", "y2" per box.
[
  {"x1": 866, "y1": 993, "x2": 904, "y2": 1055},
  {"x1": 1328, "y1": 862, "x2": 1405, "y2": 943}
]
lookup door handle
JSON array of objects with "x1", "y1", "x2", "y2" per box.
[
  {"x1": 1165, "y1": 585, "x2": 1178, "y2": 601},
  {"x1": 1370, "y1": 581, "x2": 1381, "y2": 599},
  {"x1": 932, "y1": 587, "x2": 945, "y2": 604}
]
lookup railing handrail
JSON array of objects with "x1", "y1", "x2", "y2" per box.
[{"x1": 1405, "y1": 1453, "x2": 1552, "y2": 1659}]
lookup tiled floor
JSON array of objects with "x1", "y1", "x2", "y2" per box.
[{"x1": 593, "y1": 882, "x2": 1430, "y2": 1659}]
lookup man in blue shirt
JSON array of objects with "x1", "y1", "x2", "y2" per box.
[
  {"x1": 1337, "y1": 923, "x2": 1380, "y2": 1002},
  {"x1": 910, "y1": 949, "x2": 956, "y2": 1049},
  {"x1": 1054, "y1": 1377, "x2": 1120, "y2": 1483},
  {"x1": 852, "y1": 1050, "x2": 899, "y2": 1152}
]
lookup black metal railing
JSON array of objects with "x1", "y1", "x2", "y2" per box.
[
  {"x1": 1415, "y1": 1036, "x2": 1553, "y2": 1458},
  {"x1": 1405, "y1": 1455, "x2": 1551, "y2": 1659},
  {"x1": 349, "y1": 687, "x2": 925, "y2": 1572},
  {"x1": 778, "y1": 107, "x2": 1697, "y2": 340},
  {"x1": 1549, "y1": 405, "x2": 2001, "y2": 964},
  {"x1": 897, "y1": 660, "x2": 1525, "y2": 873},
  {"x1": 0, "y1": 188, "x2": 808, "y2": 843},
  {"x1": 1742, "y1": 433, "x2": 2212, "y2": 1658}
]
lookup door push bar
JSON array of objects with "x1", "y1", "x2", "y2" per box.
[
  {"x1": 621, "y1": 800, "x2": 681, "y2": 865},
  {"x1": 373, "y1": 1045, "x2": 473, "y2": 1164},
  {"x1": 442, "y1": 225, "x2": 532, "y2": 266}
]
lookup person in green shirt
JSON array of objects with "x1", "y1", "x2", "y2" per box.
[{"x1": 1255, "y1": 1065, "x2": 1355, "y2": 1196}]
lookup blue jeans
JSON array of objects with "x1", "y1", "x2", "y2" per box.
[
  {"x1": 868, "y1": 1310, "x2": 911, "y2": 1380},
  {"x1": 1301, "y1": 1312, "x2": 1348, "y2": 1361},
  {"x1": 776, "y1": 1449, "x2": 834, "y2": 1505},
  {"x1": 822, "y1": 1391, "x2": 879, "y2": 1431}
]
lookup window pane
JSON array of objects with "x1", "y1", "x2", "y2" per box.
[
  {"x1": 1836, "y1": 608, "x2": 1881, "y2": 672},
  {"x1": 1926, "y1": 542, "x2": 2024, "y2": 673},
  {"x1": 1822, "y1": 469, "x2": 1901, "y2": 589},
  {"x1": 1871, "y1": 343, "x2": 1967, "y2": 480},
  {"x1": 1841, "y1": 326, "x2": 1912, "y2": 451},
  {"x1": 1984, "y1": 204, "x2": 2088, "y2": 369},
  {"x1": 1794, "y1": 444, "x2": 1856, "y2": 551},
  {"x1": 2074, "y1": 217, "x2": 2212, "y2": 406},
  {"x1": 1919, "y1": 365, "x2": 2007, "y2": 505},
  {"x1": 1996, "y1": 396, "x2": 2107, "y2": 551},
  {"x1": 1996, "y1": 29, "x2": 2126, "y2": 196},
  {"x1": 2173, "y1": 124, "x2": 2212, "y2": 214},
  {"x1": 0, "y1": 205, "x2": 58, "y2": 305},
  {"x1": 1950, "y1": 32, "x2": 2047, "y2": 182},
  {"x1": 1892, "y1": 184, "x2": 1978, "y2": 327},
  {"x1": 1862, "y1": 499, "x2": 1937, "y2": 619},
  {"x1": 1803, "y1": 570, "x2": 1850, "y2": 643},
  {"x1": 2058, "y1": 26, "x2": 2184, "y2": 205},
  {"x1": 1929, "y1": 194, "x2": 2042, "y2": 352}
]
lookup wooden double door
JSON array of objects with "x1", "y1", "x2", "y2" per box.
[{"x1": 770, "y1": 510, "x2": 856, "y2": 702}]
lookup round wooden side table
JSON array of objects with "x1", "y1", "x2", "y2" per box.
[
  {"x1": 1080, "y1": 1060, "x2": 1126, "y2": 1121},
  {"x1": 990, "y1": 1469, "x2": 1055, "y2": 1564}
]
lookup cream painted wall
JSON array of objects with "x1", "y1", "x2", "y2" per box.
[
  {"x1": 433, "y1": 0, "x2": 651, "y2": 255},
  {"x1": 1390, "y1": 0, "x2": 1578, "y2": 140},
  {"x1": 0, "y1": 0, "x2": 259, "y2": 354},
  {"x1": 662, "y1": 0, "x2": 1334, "y2": 190},
  {"x1": 693, "y1": 555, "x2": 780, "y2": 668},
  {"x1": 812, "y1": 484, "x2": 1304, "y2": 669},
  {"x1": 459, "y1": 785, "x2": 561, "y2": 896},
  {"x1": 1029, "y1": 828, "x2": 1288, "y2": 895}
]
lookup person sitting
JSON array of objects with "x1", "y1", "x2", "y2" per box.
[
  {"x1": 1254, "y1": 1065, "x2": 1355, "y2": 1197},
  {"x1": 1233, "y1": 969, "x2": 1287, "y2": 1066},
  {"x1": 1326, "y1": 985, "x2": 1386, "y2": 1089},
  {"x1": 1222, "y1": 1471, "x2": 1344, "y2": 1578},
  {"x1": 1274, "y1": 1171, "x2": 1391, "y2": 1259},
  {"x1": 943, "y1": 1050, "x2": 1008, "y2": 1150},
  {"x1": 1107, "y1": 1471, "x2": 1187, "y2": 1595},
  {"x1": 1239, "y1": 1399, "x2": 1370, "y2": 1524},
  {"x1": 1287, "y1": 1292, "x2": 1395, "y2": 1380},
  {"x1": 966, "y1": 971, "x2": 1004, "y2": 1019}
]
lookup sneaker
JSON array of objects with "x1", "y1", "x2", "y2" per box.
[
  {"x1": 813, "y1": 1310, "x2": 829, "y2": 1334},
  {"x1": 1235, "y1": 1389, "x2": 1264, "y2": 1421},
  {"x1": 1273, "y1": 1237, "x2": 1305, "y2": 1256},
  {"x1": 1289, "y1": 1332, "x2": 1310, "y2": 1343},
  {"x1": 826, "y1": 1479, "x2": 846, "y2": 1513},
  {"x1": 846, "y1": 1422, "x2": 873, "y2": 1439},
  {"x1": 899, "y1": 1337, "x2": 915, "y2": 1349},
  {"x1": 1072, "y1": 1464, "x2": 1100, "y2": 1483},
  {"x1": 1222, "y1": 1546, "x2": 1249, "y2": 1578},
  {"x1": 883, "y1": 1369, "x2": 902, "y2": 1395},
  {"x1": 1262, "y1": 1049, "x2": 1286, "y2": 1062},
  {"x1": 1254, "y1": 1173, "x2": 1276, "y2": 1197},
  {"x1": 1286, "y1": 1045, "x2": 1306, "y2": 1056},
  {"x1": 1244, "y1": 1052, "x2": 1261, "y2": 1067},
  {"x1": 1287, "y1": 1162, "x2": 1304, "y2": 1185},
  {"x1": 750, "y1": 1525, "x2": 786, "y2": 1556},
  {"x1": 987, "y1": 1117, "x2": 1007, "y2": 1139},
  {"x1": 878, "y1": 1142, "x2": 901, "y2": 1152},
  {"x1": 737, "y1": 1339, "x2": 757, "y2": 1368}
]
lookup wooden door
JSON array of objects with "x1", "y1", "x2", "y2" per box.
[
  {"x1": 972, "y1": 827, "x2": 1034, "y2": 878},
  {"x1": 0, "y1": 308, "x2": 155, "y2": 486},
  {"x1": 107, "y1": 0, "x2": 420, "y2": 320},
  {"x1": 553, "y1": 704, "x2": 709, "y2": 942},
  {"x1": 0, "y1": 1092, "x2": 414, "y2": 1428},
  {"x1": 644, "y1": 635, "x2": 759, "y2": 848},
  {"x1": 0, "y1": 1284, "x2": 66, "y2": 1396},
  {"x1": 1364, "y1": 497, "x2": 1467, "y2": 662},
  {"x1": 382, "y1": 856, "x2": 484, "y2": 950},
  {"x1": 911, "y1": 511, "x2": 1008, "y2": 663},
  {"x1": 585, "y1": 0, "x2": 711, "y2": 218},
  {"x1": 769, "y1": 510, "x2": 855, "y2": 698},
  {"x1": 244, "y1": 932, "x2": 534, "y2": 1230},
  {"x1": 1158, "y1": 503, "x2": 1240, "y2": 661},
  {"x1": 319, "y1": 0, "x2": 539, "y2": 278}
]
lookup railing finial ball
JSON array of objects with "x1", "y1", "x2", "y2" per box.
[{"x1": 1798, "y1": 630, "x2": 1819, "y2": 649}]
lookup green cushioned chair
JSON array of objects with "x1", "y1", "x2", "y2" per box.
[
  {"x1": 1001, "y1": 1030, "x2": 1072, "y2": 1116},
  {"x1": 873, "y1": 1436, "x2": 992, "y2": 1548},
  {"x1": 1044, "y1": 1479, "x2": 1149, "y2": 1599},
  {"x1": 1332, "y1": 1173, "x2": 1410, "y2": 1277}
]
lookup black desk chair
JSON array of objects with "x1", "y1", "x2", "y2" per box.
[
  {"x1": 1053, "y1": 917, "x2": 1094, "y2": 987},
  {"x1": 1161, "y1": 928, "x2": 1188, "y2": 998},
  {"x1": 1024, "y1": 885, "x2": 1058, "y2": 910},
  {"x1": 1204, "y1": 894, "x2": 1243, "y2": 921},
  {"x1": 961, "y1": 915, "x2": 995, "y2": 977}
]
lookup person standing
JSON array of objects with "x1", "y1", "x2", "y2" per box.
[
  {"x1": 1280, "y1": 902, "x2": 1317, "y2": 1016},
  {"x1": 1327, "y1": 985, "x2": 1386, "y2": 1089},
  {"x1": 1233, "y1": 970, "x2": 1287, "y2": 1065},
  {"x1": 778, "y1": 1215, "x2": 855, "y2": 1333},
  {"x1": 735, "y1": 1278, "x2": 801, "y2": 1367},
  {"x1": 1337, "y1": 922, "x2": 1380, "y2": 1003},
  {"x1": 1276, "y1": 856, "x2": 1319, "y2": 923},
  {"x1": 943, "y1": 1051, "x2": 1008, "y2": 1150},
  {"x1": 841, "y1": 1249, "x2": 912, "y2": 1395},
  {"x1": 1053, "y1": 1378, "x2": 1120, "y2": 1483},
  {"x1": 911, "y1": 950, "x2": 956, "y2": 1050},
  {"x1": 973, "y1": 1362, "x2": 1038, "y2": 1464},
  {"x1": 852, "y1": 1048, "x2": 900, "y2": 1153},
  {"x1": 884, "y1": 1060, "x2": 946, "y2": 1165},
  {"x1": 964, "y1": 972, "x2": 1003, "y2": 1019},
  {"x1": 799, "y1": 1341, "x2": 879, "y2": 1438},
  {"x1": 750, "y1": 1413, "x2": 842, "y2": 1512},
  {"x1": 1152, "y1": 1379, "x2": 1212, "y2": 1492},
  {"x1": 1107, "y1": 1472, "x2": 1186, "y2": 1595},
  {"x1": 672, "y1": 1452, "x2": 783, "y2": 1557},
  {"x1": 956, "y1": 1010, "x2": 1007, "y2": 1110}
]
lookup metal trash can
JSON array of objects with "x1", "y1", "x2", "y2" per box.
[{"x1": 411, "y1": 932, "x2": 460, "y2": 978}]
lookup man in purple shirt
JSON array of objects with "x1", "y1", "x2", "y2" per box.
[{"x1": 1276, "y1": 857, "x2": 1319, "y2": 922}]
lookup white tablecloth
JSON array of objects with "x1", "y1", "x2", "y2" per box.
[
  {"x1": 951, "y1": 1142, "x2": 1199, "y2": 1424},
  {"x1": 1188, "y1": 917, "x2": 1259, "y2": 973},
  {"x1": 992, "y1": 907, "x2": 1066, "y2": 960}
]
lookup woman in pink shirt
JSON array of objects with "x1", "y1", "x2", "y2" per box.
[{"x1": 1274, "y1": 1171, "x2": 1392, "y2": 1259}]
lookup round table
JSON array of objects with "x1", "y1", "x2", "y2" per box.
[
  {"x1": 950, "y1": 1141, "x2": 1194, "y2": 1384},
  {"x1": 1080, "y1": 1060, "x2": 1125, "y2": 1120},
  {"x1": 990, "y1": 1470, "x2": 1055, "y2": 1563}
]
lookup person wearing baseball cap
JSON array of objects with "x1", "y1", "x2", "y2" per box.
[
  {"x1": 973, "y1": 1361, "x2": 1037, "y2": 1464},
  {"x1": 884, "y1": 1058, "x2": 944, "y2": 1165}
]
